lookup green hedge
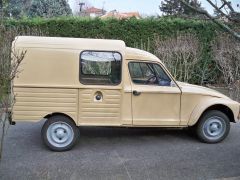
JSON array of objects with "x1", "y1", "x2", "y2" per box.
[{"x1": 3, "y1": 17, "x2": 221, "y2": 84}]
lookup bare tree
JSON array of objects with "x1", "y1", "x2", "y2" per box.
[
  {"x1": 0, "y1": 47, "x2": 26, "y2": 160},
  {"x1": 178, "y1": 0, "x2": 240, "y2": 40},
  {"x1": 0, "y1": 22, "x2": 45, "y2": 159},
  {"x1": 212, "y1": 34, "x2": 240, "y2": 101},
  {"x1": 0, "y1": 33, "x2": 26, "y2": 160},
  {"x1": 154, "y1": 33, "x2": 201, "y2": 83}
]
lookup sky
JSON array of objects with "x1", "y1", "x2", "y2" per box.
[{"x1": 69, "y1": 0, "x2": 240, "y2": 15}]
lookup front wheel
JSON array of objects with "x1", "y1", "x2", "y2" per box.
[
  {"x1": 41, "y1": 115, "x2": 79, "y2": 151},
  {"x1": 196, "y1": 110, "x2": 230, "y2": 143}
]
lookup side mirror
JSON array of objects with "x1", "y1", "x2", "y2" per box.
[{"x1": 171, "y1": 81, "x2": 176, "y2": 87}]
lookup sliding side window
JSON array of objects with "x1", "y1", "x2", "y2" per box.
[{"x1": 80, "y1": 51, "x2": 122, "y2": 85}]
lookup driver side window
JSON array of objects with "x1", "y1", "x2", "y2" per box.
[{"x1": 128, "y1": 62, "x2": 171, "y2": 86}]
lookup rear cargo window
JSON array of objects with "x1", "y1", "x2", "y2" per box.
[{"x1": 80, "y1": 51, "x2": 122, "y2": 85}]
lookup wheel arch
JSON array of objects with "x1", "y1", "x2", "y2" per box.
[
  {"x1": 202, "y1": 104, "x2": 234, "y2": 122},
  {"x1": 44, "y1": 112, "x2": 77, "y2": 126},
  {"x1": 188, "y1": 102, "x2": 236, "y2": 126}
]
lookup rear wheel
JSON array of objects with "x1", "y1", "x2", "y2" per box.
[
  {"x1": 196, "y1": 110, "x2": 230, "y2": 143},
  {"x1": 41, "y1": 115, "x2": 79, "y2": 151}
]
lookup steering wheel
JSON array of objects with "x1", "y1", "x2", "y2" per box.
[{"x1": 145, "y1": 75, "x2": 157, "y2": 84}]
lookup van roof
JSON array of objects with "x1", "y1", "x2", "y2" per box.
[
  {"x1": 14, "y1": 36, "x2": 126, "y2": 51},
  {"x1": 125, "y1": 47, "x2": 160, "y2": 62},
  {"x1": 14, "y1": 36, "x2": 161, "y2": 63}
]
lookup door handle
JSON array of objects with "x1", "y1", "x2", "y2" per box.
[{"x1": 133, "y1": 90, "x2": 141, "y2": 96}]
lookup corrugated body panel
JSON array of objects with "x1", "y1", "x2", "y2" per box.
[
  {"x1": 79, "y1": 89, "x2": 121, "y2": 125},
  {"x1": 13, "y1": 87, "x2": 78, "y2": 122}
]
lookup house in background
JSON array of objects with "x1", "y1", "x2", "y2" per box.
[
  {"x1": 78, "y1": 6, "x2": 141, "y2": 19},
  {"x1": 82, "y1": 7, "x2": 106, "y2": 18},
  {"x1": 101, "y1": 10, "x2": 141, "y2": 19}
]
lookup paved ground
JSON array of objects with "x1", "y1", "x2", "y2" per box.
[{"x1": 0, "y1": 121, "x2": 240, "y2": 180}]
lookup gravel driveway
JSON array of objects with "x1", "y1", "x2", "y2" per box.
[{"x1": 0, "y1": 121, "x2": 240, "y2": 180}]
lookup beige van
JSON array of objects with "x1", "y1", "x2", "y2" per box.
[{"x1": 12, "y1": 36, "x2": 240, "y2": 151}]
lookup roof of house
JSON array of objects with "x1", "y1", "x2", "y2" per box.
[
  {"x1": 85, "y1": 7, "x2": 105, "y2": 14},
  {"x1": 101, "y1": 11, "x2": 141, "y2": 19}
]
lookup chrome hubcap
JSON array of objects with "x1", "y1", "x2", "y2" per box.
[
  {"x1": 47, "y1": 122, "x2": 74, "y2": 148},
  {"x1": 203, "y1": 116, "x2": 226, "y2": 140}
]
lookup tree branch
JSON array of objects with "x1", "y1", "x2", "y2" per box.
[
  {"x1": 179, "y1": 0, "x2": 240, "y2": 41},
  {"x1": 221, "y1": 0, "x2": 235, "y2": 12},
  {"x1": 219, "y1": 2, "x2": 226, "y2": 10},
  {"x1": 206, "y1": 1, "x2": 227, "y2": 17},
  {"x1": 206, "y1": 0, "x2": 240, "y2": 23}
]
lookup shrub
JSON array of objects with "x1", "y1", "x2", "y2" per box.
[
  {"x1": 3, "y1": 17, "x2": 220, "y2": 84},
  {"x1": 155, "y1": 33, "x2": 201, "y2": 83},
  {"x1": 213, "y1": 34, "x2": 240, "y2": 101}
]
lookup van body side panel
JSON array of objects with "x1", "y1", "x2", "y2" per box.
[
  {"x1": 13, "y1": 48, "x2": 80, "y2": 87},
  {"x1": 13, "y1": 87, "x2": 78, "y2": 122},
  {"x1": 121, "y1": 59, "x2": 133, "y2": 125},
  {"x1": 12, "y1": 47, "x2": 80, "y2": 123},
  {"x1": 78, "y1": 88, "x2": 122, "y2": 126}
]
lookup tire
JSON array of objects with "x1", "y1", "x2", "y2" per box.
[
  {"x1": 41, "y1": 115, "x2": 80, "y2": 151},
  {"x1": 196, "y1": 110, "x2": 230, "y2": 143}
]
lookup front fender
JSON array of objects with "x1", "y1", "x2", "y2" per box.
[{"x1": 188, "y1": 97, "x2": 239, "y2": 126}]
